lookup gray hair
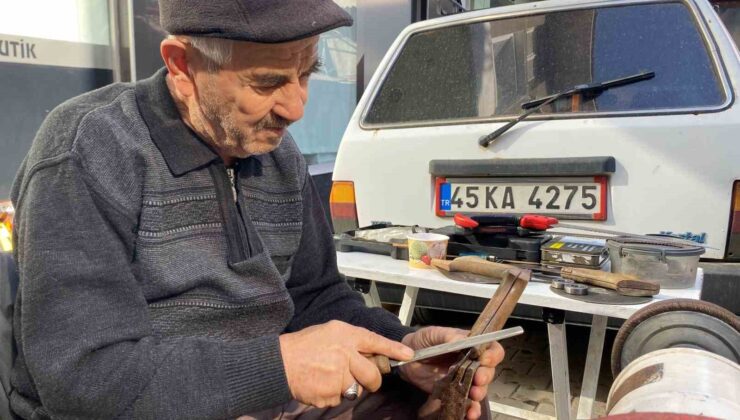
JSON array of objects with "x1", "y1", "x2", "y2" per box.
[{"x1": 172, "y1": 35, "x2": 234, "y2": 71}]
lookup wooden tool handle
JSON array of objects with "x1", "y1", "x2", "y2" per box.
[
  {"x1": 439, "y1": 257, "x2": 660, "y2": 297},
  {"x1": 467, "y1": 267, "x2": 529, "y2": 355},
  {"x1": 449, "y1": 256, "x2": 510, "y2": 280},
  {"x1": 365, "y1": 355, "x2": 392, "y2": 375},
  {"x1": 560, "y1": 267, "x2": 659, "y2": 296},
  {"x1": 437, "y1": 268, "x2": 530, "y2": 420},
  {"x1": 560, "y1": 267, "x2": 625, "y2": 289}
]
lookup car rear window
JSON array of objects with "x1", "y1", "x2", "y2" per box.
[{"x1": 364, "y1": 2, "x2": 727, "y2": 126}]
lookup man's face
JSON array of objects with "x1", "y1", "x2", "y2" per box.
[{"x1": 189, "y1": 36, "x2": 320, "y2": 158}]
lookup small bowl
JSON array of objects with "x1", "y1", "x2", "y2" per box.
[{"x1": 407, "y1": 233, "x2": 449, "y2": 269}]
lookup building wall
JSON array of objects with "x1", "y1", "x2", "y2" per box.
[{"x1": 0, "y1": 0, "x2": 114, "y2": 199}]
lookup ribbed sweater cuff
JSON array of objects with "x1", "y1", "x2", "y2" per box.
[
  {"x1": 222, "y1": 335, "x2": 292, "y2": 416},
  {"x1": 363, "y1": 308, "x2": 417, "y2": 342}
]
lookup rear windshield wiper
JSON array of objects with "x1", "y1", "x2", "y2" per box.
[{"x1": 479, "y1": 71, "x2": 655, "y2": 148}]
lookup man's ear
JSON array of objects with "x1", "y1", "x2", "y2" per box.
[{"x1": 161, "y1": 38, "x2": 195, "y2": 97}]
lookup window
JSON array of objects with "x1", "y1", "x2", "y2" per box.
[
  {"x1": 364, "y1": 2, "x2": 727, "y2": 127},
  {"x1": 0, "y1": 0, "x2": 115, "y2": 199},
  {"x1": 713, "y1": 0, "x2": 740, "y2": 48}
]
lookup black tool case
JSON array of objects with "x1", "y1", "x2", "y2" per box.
[
  {"x1": 431, "y1": 226, "x2": 551, "y2": 262},
  {"x1": 333, "y1": 224, "x2": 413, "y2": 260},
  {"x1": 335, "y1": 224, "x2": 551, "y2": 263}
]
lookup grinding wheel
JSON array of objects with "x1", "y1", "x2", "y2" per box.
[{"x1": 611, "y1": 299, "x2": 740, "y2": 377}]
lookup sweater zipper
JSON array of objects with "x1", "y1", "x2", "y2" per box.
[
  {"x1": 230, "y1": 162, "x2": 253, "y2": 260},
  {"x1": 211, "y1": 163, "x2": 250, "y2": 263},
  {"x1": 226, "y1": 167, "x2": 237, "y2": 202}
]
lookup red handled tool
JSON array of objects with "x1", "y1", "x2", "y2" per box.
[
  {"x1": 520, "y1": 215, "x2": 559, "y2": 230},
  {"x1": 453, "y1": 214, "x2": 557, "y2": 234}
]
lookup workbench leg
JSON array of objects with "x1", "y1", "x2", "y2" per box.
[
  {"x1": 397, "y1": 286, "x2": 419, "y2": 326},
  {"x1": 576, "y1": 315, "x2": 608, "y2": 420},
  {"x1": 488, "y1": 400, "x2": 556, "y2": 420},
  {"x1": 544, "y1": 308, "x2": 572, "y2": 420},
  {"x1": 363, "y1": 281, "x2": 382, "y2": 308}
]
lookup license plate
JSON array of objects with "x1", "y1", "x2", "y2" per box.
[{"x1": 435, "y1": 177, "x2": 607, "y2": 220}]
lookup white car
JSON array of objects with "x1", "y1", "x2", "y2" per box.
[{"x1": 331, "y1": 0, "x2": 740, "y2": 312}]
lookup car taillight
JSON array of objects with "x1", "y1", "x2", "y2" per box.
[
  {"x1": 329, "y1": 181, "x2": 359, "y2": 233},
  {"x1": 728, "y1": 182, "x2": 740, "y2": 260},
  {"x1": 0, "y1": 201, "x2": 14, "y2": 253}
]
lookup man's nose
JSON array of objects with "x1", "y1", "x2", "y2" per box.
[{"x1": 273, "y1": 82, "x2": 306, "y2": 123}]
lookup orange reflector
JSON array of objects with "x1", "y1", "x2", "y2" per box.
[
  {"x1": 0, "y1": 201, "x2": 14, "y2": 253},
  {"x1": 330, "y1": 181, "x2": 359, "y2": 233},
  {"x1": 330, "y1": 181, "x2": 356, "y2": 204}
]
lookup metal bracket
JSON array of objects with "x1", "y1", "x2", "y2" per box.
[{"x1": 542, "y1": 307, "x2": 566, "y2": 324}]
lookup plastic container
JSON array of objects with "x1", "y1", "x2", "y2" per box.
[
  {"x1": 606, "y1": 237, "x2": 704, "y2": 289},
  {"x1": 407, "y1": 233, "x2": 449, "y2": 269}
]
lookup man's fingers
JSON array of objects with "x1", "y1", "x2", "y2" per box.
[
  {"x1": 469, "y1": 384, "x2": 488, "y2": 402},
  {"x1": 436, "y1": 327, "x2": 468, "y2": 344},
  {"x1": 473, "y1": 366, "x2": 495, "y2": 386},
  {"x1": 480, "y1": 342, "x2": 505, "y2": 367},
  {"x1": 356, "y1": 329, "x2": 414, "y2": 361},
  {"x1": 325, "y1": 396, "x2": 342, "y2": 408},
  {"x1": 341, "y1": 369, "x2": 363, "y2": 402},
  {"x1": 466, "y1": 400, "x2": 482, "y2": 419},
  {"x1": 349, "y1": 351, "x2": 383, "y2": 392}
]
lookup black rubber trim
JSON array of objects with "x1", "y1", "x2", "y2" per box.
[{"x1": 429, "y1": 156, "x2": 616, "y2": 177}]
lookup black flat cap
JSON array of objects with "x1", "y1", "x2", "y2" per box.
[{"x1": 159, "y1": 0, "x2": 353, "y2": 43}]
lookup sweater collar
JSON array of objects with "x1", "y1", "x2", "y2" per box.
[{"x1": 135, "y1": 68, "x2": 220, "y2": 176}]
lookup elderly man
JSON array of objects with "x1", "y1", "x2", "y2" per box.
[{"x1": 9, "y1": 1, "x2": 503, "y2": 419}]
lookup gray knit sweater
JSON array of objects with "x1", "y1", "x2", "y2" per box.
[{"x1": 9, "y1": 68, "x2": 413, "y2": 419}]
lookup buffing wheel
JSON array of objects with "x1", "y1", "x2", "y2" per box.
[{"x1": 611, "y1": 299, "x2": 740, "y2": 377}]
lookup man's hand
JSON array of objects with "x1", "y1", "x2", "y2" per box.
[
  {"x1": 279, "y1": 320, "x2": 414, "y2": 408},
  {"x1": 399, "y1": 327, "x2": 505, "y2": 420}
]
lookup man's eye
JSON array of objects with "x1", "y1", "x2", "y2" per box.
[{"x1": 253, "y1": 84, "x2": 278, "y2": 91}]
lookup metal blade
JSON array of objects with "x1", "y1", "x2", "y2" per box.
[
  {"x1": 439, "y1": 270, "x2": 500, "y2": 284},
  {"x1": 390, "y1": 326, "x2": 524, "y2": 367}
]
